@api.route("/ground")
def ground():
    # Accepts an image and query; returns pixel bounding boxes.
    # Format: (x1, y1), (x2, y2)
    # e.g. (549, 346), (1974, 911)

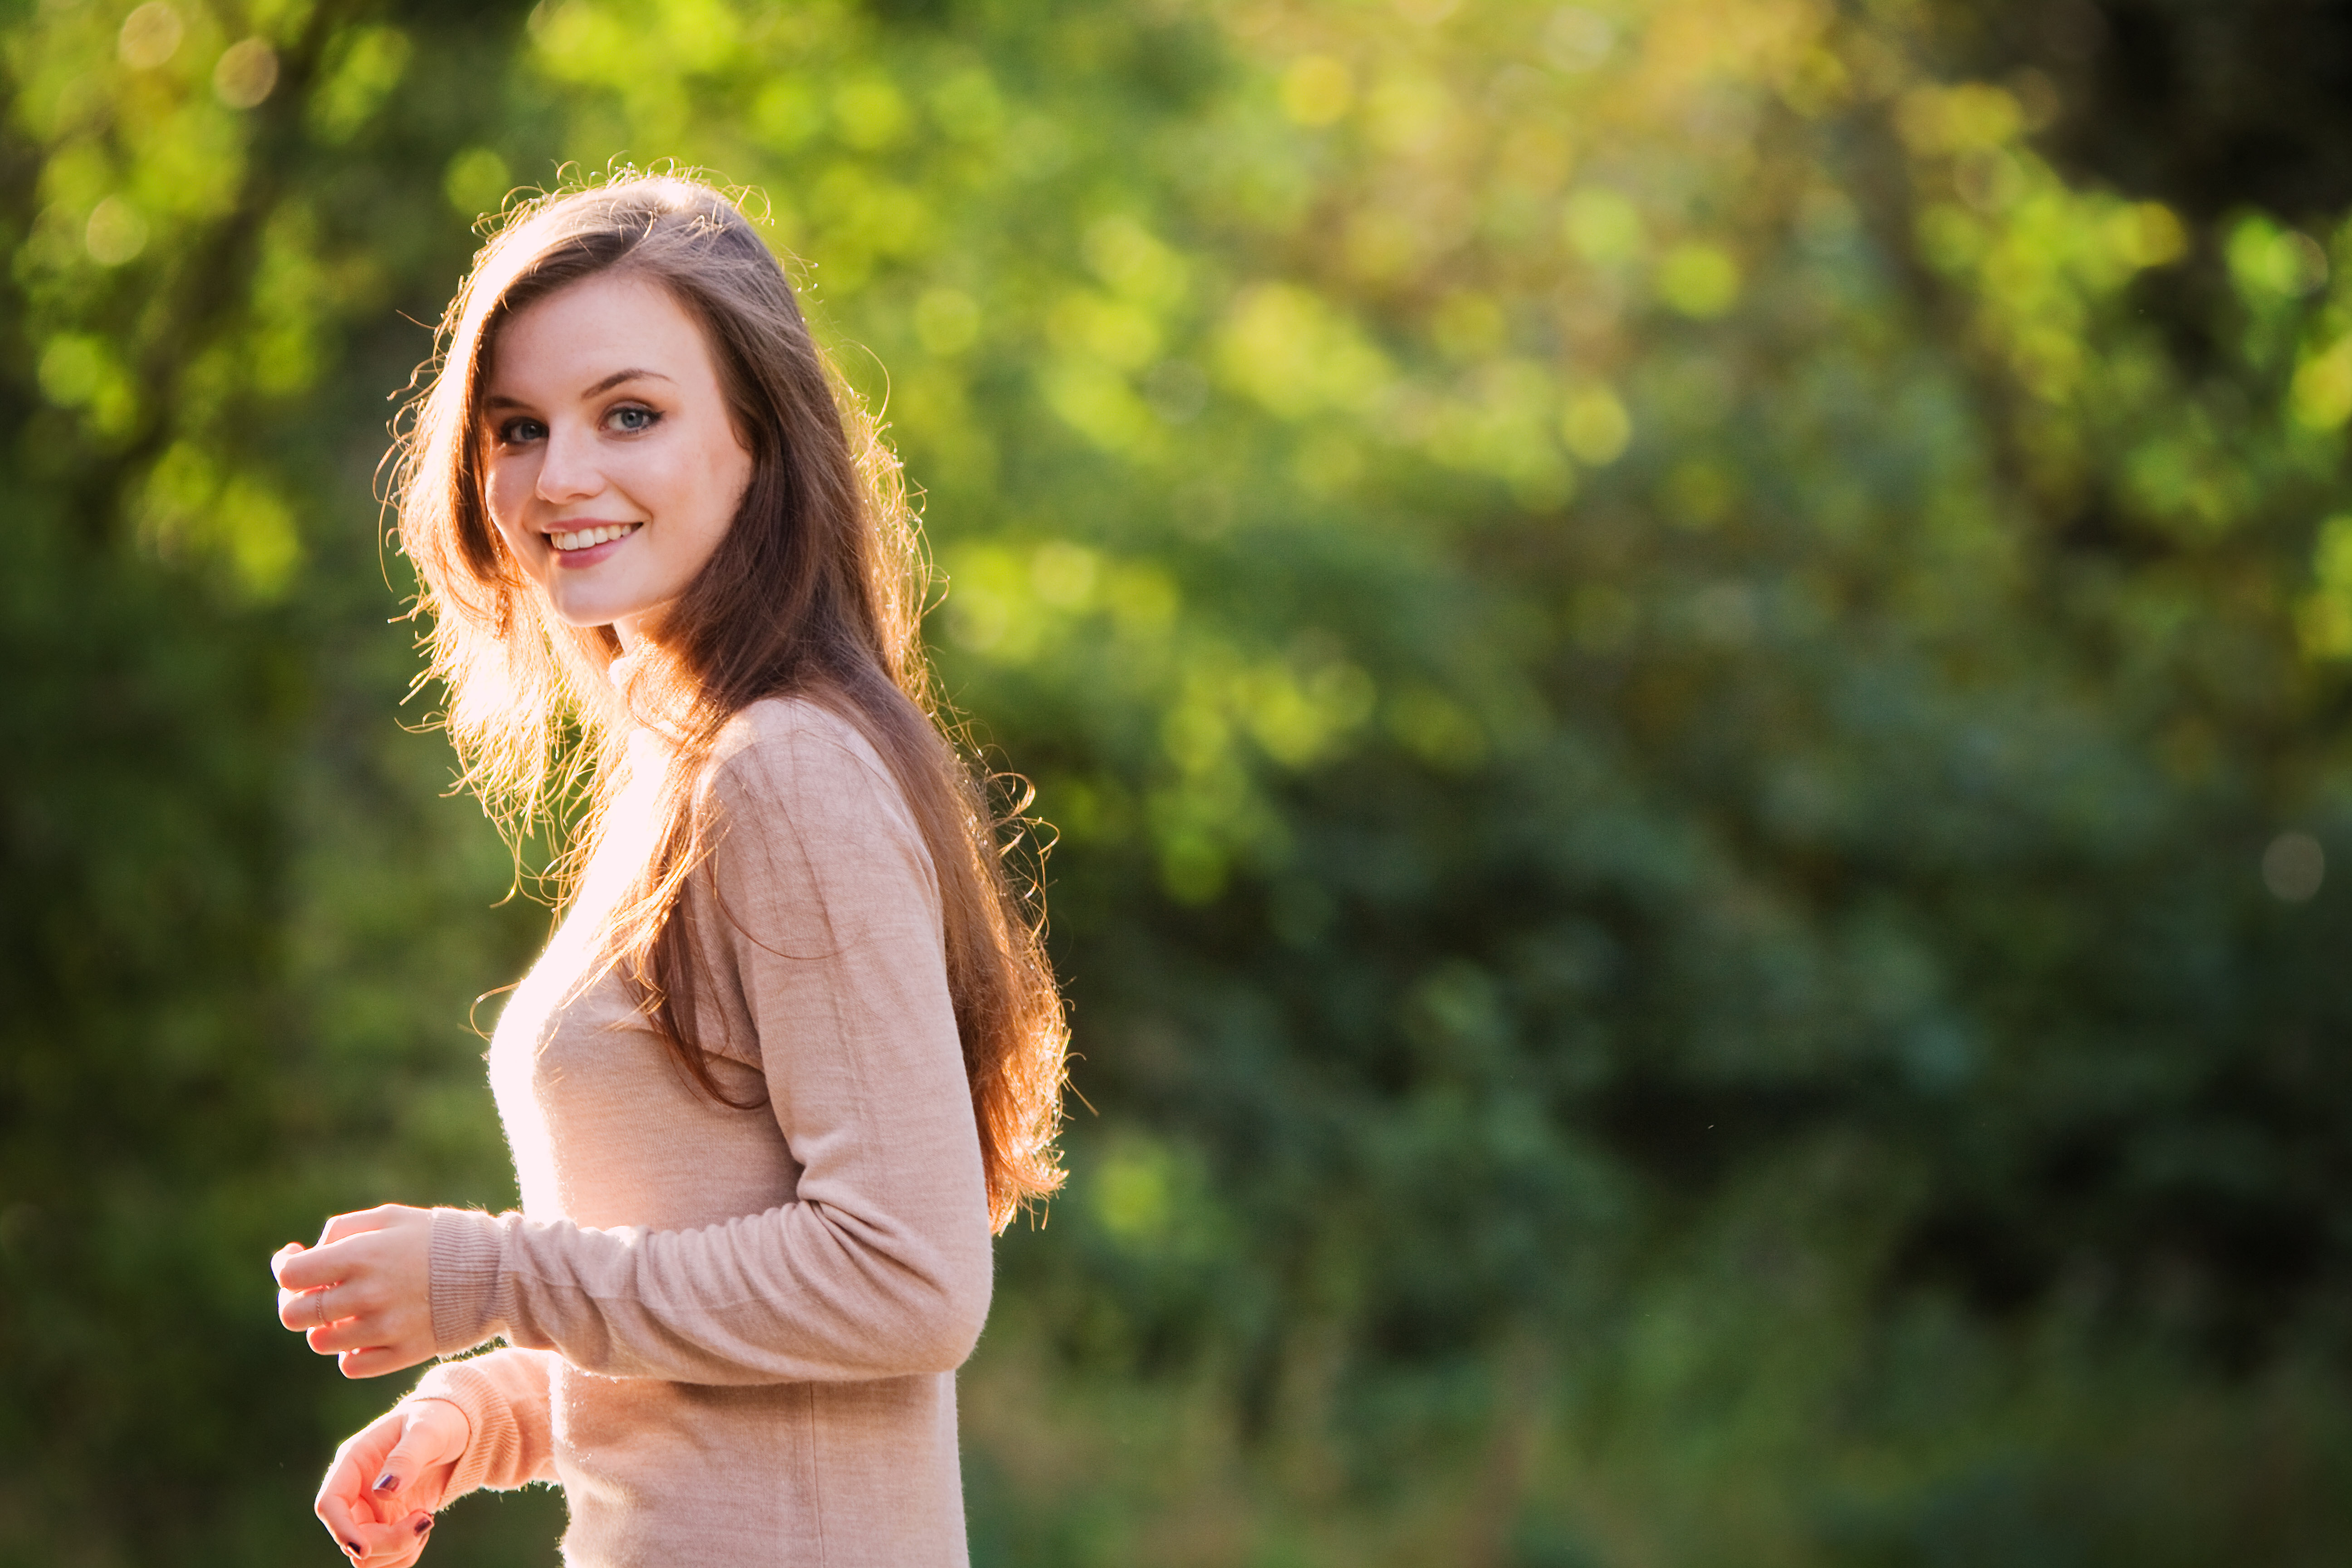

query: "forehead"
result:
(484, 271), (715, 392)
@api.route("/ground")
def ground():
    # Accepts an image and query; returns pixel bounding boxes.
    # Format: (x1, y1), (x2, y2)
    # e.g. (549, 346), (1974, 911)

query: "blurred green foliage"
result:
(8, 0), (2352, 1564)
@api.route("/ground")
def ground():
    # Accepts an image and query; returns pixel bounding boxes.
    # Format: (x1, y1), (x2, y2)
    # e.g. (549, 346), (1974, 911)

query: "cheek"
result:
(699, 459), (752, 547)
(648, 446), (747, 560)
(697, 446), (754, 548)
(482, 465), (539, 553)
(482, 462), (524, 530)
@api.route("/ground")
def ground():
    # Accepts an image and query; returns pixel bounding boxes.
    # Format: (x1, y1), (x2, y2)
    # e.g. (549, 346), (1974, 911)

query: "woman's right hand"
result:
(315, 1399), (467, 1565)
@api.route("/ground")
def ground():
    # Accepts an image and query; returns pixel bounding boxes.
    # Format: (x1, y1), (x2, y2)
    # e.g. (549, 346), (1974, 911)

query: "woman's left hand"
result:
(273, 1205), (438, 1378)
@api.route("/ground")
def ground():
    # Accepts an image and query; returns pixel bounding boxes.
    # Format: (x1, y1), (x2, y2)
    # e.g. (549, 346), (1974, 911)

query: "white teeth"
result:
(549, 524), (639, 552)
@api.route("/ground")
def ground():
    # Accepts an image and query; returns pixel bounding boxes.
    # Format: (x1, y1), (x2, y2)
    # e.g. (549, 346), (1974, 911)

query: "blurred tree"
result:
(1934, 0), (2352, 222)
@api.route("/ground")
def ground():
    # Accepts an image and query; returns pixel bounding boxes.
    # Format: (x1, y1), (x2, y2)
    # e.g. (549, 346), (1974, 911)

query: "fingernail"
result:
(373, 1471), (398, 1492)
(414, 1517), (433, 1535)
(343, 1542), (362, 1558)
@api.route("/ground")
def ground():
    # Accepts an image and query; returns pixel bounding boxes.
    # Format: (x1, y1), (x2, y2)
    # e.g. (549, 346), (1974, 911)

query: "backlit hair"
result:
(392, 173), (1065, 1229)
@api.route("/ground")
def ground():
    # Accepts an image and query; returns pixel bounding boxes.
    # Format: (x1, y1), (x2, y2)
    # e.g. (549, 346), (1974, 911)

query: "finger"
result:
(343, 1527), (401, 1566)
(308, 1313), (382, 1355)
(281, 1280), (356, 1333)
(282, 1227), (403, 1294)
(319, 1411), (402, 1505)
(279, 1285), (321, 1333)
(319, 1205), (402, 1247)
(273, 1242), (348, 1293)
(372, 1407), (465, 1501)
(347, 1510), (430, 1565)
(389, 1509), (433, 1558)
(319, 1480), (372, 1544)
(355, 1512), (432, 1568)
(319, 1416), (405, 1548)
(338, 1343), (432, 1380)
(280, 1229), (393, 1293)
(318, 1480), (369, 1548)
(348, 1514), (426, 1566)
(278, 1284), (318, 1332)
(270, 1240), (306, 1285)
(320, 1514), (371, 1563)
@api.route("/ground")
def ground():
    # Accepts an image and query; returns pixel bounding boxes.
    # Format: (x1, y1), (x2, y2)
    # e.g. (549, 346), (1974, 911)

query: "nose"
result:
(534, 423), (604, 506)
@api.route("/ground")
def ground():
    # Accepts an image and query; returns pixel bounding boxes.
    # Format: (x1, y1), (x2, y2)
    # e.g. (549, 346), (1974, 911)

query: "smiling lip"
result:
(546, 521), (640, 570)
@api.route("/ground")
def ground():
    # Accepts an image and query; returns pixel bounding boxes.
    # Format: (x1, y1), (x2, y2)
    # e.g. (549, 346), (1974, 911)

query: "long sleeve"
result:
(401, 1347), (558, 1501)
(425, 706), (995, 1386)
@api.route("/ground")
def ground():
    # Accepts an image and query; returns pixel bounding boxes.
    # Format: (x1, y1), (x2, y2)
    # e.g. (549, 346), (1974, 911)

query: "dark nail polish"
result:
(373, 1471), (397, 1492)
(415, 1517), (433, 1535)
(344, 1542), (362, 1557)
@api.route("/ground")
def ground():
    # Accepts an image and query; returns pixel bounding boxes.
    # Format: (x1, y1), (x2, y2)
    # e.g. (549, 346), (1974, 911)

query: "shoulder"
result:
(703, 696), (921, 847)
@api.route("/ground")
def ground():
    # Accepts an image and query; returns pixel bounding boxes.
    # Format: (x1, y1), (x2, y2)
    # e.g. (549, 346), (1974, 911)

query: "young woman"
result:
(268, 174), (1067, 1567)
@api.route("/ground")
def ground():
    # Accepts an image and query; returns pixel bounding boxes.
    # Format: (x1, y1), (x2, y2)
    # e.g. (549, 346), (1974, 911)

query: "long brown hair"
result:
(393, 173), (1065, 1230)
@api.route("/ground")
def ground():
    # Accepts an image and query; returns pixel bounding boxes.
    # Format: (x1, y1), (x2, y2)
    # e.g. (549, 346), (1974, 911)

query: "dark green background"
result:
(8, 0), (2352, 1562)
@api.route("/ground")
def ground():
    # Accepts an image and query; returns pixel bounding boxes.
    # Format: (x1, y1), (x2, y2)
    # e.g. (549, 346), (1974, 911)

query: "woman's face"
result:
(480, 271), (755, 649)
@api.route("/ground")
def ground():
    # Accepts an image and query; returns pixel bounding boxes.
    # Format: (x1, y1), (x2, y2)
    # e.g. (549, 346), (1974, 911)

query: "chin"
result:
(545, 593), (650, 632)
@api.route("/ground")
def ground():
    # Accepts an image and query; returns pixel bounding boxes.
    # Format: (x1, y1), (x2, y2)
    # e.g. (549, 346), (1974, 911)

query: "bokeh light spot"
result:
(1563, 186), (1643, 264)
(2230, 219), (2330, 299)
(213, 39), (279, 108)
(914, 287), (980, 356)
(443, 148), (512, 218)
(117, 2), (182, 69)
(1544, 8), (1616, 72)
(1280, 56), (1353, 126)
(1561, 385), (1632, 464)
(84, 198), (149, 266)
(2293, 338), (2352, 430)
(1658, 244), (1741, 318)
(2264, 833), (2326, 903)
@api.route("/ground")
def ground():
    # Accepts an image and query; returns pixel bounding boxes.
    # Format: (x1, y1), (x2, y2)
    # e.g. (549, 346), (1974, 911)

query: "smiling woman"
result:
(479, 274), (753, 634)
(267, 175), (1068, 1568)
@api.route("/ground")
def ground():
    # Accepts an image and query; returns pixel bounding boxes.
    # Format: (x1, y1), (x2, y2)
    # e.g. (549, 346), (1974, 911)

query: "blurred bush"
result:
(7, 1), (2352, 1564)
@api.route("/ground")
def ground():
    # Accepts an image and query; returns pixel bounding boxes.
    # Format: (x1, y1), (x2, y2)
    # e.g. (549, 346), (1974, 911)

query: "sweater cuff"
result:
(403, 1363), (517, 1504)
(427, 1207), (510, 1356)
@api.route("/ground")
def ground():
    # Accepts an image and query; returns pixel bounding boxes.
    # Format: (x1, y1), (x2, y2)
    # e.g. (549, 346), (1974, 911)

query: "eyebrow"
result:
(482, 368), (676, 409)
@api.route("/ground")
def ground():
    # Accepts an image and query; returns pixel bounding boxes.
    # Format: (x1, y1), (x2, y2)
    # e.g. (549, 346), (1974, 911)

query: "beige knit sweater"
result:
(403, 698), (993, 1567)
